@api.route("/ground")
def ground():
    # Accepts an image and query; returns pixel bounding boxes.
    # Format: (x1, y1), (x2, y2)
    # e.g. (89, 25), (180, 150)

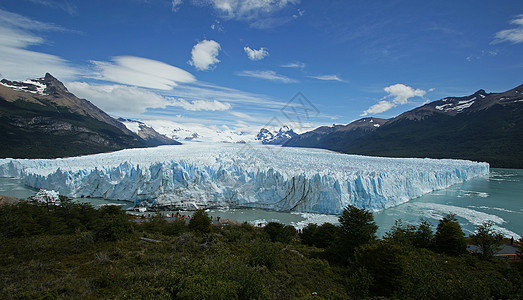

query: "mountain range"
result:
(255, 125), (298, 145)
(284, 84), (523, 168)
(0, 73), (178, 159)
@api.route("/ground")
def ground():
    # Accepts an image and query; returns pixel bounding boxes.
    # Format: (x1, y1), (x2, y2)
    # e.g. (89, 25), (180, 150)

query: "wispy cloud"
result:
(493, 14), (523, 44)
(198, 0), (300, 28)
(166, 81), (293, 111)
(244, 46), (269, 60)
(25, 0), (77, 15)
(280, 62), (306, 69)
(0, 9), (77, 80)
(229, 111), (256, 121)
(188, 40), (221, 71)
(167, 98), (231, 111)
(90, 56), (196, 90)
(171, 0), (183, 12)
(309, 74), (344, 82)
(66, 82), (170, 115)
(361, 84), (427, 116)
(204, 0), (299, 20)
(236, 70), (297, 83)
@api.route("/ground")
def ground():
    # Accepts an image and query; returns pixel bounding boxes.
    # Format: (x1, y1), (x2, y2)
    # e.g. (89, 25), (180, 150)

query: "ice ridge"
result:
(0, 144), (489, 214)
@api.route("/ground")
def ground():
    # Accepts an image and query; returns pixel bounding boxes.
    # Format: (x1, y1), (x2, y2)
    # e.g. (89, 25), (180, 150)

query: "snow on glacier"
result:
(0, 143), (489, 214)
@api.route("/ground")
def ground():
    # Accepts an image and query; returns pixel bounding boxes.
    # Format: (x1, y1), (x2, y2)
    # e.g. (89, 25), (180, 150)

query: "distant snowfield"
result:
(0, 144), (489, 214)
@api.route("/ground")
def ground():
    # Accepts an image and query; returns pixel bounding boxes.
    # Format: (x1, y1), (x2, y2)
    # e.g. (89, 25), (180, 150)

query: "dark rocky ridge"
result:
(0, 73), (179, 159)
(284, 84), (523, 168)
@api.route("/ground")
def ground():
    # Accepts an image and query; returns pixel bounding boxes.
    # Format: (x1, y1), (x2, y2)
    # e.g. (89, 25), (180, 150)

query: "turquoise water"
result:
(1, 168), (521, 238)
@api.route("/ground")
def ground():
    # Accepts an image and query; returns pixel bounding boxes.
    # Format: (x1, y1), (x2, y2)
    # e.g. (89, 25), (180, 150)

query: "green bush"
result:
(94, 206), (132, 241)
(433, 214), (466, 256)
(188, 209), (212, 234)
(263, 222), (296, 243)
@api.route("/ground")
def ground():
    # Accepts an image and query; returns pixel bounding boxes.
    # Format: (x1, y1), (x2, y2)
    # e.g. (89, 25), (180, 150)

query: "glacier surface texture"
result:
(0, 144), (489, 214)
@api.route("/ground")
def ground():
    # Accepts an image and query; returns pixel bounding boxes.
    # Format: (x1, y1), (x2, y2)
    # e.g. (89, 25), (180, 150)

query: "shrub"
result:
(329, 205), (377, 264)
(470, 221), (504, 259)
(263, 222), (296, 244)
(94, 206), (132, 241)
(188, 209), (212, 233)
(433, 214), (466, 256)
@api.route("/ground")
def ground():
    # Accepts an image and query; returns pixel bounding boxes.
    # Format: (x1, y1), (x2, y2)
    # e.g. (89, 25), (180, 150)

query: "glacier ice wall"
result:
(0, 144), (489, 214)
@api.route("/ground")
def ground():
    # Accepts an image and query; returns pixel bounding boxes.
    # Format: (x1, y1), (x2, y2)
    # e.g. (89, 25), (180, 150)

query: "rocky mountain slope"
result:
(118, 119), (181, 147)
(284, 84), (523, 168)
(283, 118), (387, 149)
(0, 73), (178, 159)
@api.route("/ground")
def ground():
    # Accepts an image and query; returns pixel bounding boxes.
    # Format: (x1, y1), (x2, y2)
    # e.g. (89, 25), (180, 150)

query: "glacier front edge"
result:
(0, 143), (489, 214)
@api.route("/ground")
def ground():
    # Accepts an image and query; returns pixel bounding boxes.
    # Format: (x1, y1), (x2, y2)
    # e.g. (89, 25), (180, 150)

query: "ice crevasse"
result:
(0, 143), (489, 214)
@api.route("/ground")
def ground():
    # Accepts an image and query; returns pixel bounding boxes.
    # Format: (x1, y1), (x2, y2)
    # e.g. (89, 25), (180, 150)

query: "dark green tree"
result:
(354, 241), (406, 297)
(188, 209), (212, 233)
(300, 223), (318, 246)
(385, 219), (433, 249)
(432, 213), (466, 256)
(330, 205), (377, 264)
(314, 222), (339, 249)
(263, 222), (296, 243)
(471, 221), (504, 259)
(94, 205), (132, 241)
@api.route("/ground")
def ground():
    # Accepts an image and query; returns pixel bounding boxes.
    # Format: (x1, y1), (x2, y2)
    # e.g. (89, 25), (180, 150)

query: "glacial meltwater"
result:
(1, 168), (521, 239)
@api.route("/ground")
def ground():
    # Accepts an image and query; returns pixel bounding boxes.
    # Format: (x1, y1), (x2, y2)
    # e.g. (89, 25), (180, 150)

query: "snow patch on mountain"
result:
(0, 143), (489, 214)
(0, 78), (48, 95)
(256, 125), (298, 145)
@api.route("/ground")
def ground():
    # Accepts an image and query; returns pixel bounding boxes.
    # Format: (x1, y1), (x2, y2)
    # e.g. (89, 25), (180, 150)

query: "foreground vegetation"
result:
(1, 198), (522, 299)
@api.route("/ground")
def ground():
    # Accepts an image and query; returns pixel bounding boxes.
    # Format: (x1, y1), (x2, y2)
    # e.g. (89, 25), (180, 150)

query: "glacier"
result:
(0, 143), (489, 214)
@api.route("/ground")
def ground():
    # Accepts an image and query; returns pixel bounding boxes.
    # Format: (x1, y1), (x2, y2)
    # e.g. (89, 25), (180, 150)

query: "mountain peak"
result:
(474, 89), (487, 96)
(42, 73), (69, 95)
(256, 126), (297, 145)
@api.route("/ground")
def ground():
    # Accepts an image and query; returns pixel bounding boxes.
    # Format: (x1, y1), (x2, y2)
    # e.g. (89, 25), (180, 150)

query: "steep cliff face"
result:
(0, 143), (489, 213)
(0, 73), (178, 159)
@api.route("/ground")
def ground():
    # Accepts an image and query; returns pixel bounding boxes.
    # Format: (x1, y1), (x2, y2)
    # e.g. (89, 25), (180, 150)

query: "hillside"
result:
(284, 117), (387, 150)
(284, 85), (523, 168)
(0, 73), (178, 159)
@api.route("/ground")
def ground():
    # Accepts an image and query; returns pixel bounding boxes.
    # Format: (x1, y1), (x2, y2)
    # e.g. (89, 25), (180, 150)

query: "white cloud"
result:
(493, 14), (523, 44)
(0, 9), (65, 32)
(280, 62), (305, 69)
(188, 40), (221, 71)
(166, 81), (292, 110)
(90, 56), (196, 90)
(244, 46), (269, 60)
(0, 9), (77, 80)
(384, 83), (426, 105)
(171, 0), (183, 12)
(167, 98), (231, 111)
(361, 100), (396, 116)
(229, 111), (255, 121)
(26, 0), (77, 15)
(236, 70), (297, 83)
(205, 0), (299, 20)
(361, 84), (427, 116)
(66, 82), (170, 115)
(309, 75), (344, 82)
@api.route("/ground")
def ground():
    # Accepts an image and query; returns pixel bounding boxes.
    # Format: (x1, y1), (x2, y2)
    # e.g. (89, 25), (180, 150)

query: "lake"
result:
(1, 168), (521, 239)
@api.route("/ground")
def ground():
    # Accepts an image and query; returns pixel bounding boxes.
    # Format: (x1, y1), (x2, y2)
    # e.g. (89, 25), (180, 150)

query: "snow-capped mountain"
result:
(139, 119), (255, 143)
(0, 143), (489, 213)
(0, 73), (181, 159)
(256, 125), (298, 145)
(285, 84), (523, 168)
(119, 119), (180, 147)
(284, 118), (387, 149)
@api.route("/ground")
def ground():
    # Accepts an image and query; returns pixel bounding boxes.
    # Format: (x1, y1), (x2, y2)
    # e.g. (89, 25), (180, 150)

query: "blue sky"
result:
(1, 0), (522, 134)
